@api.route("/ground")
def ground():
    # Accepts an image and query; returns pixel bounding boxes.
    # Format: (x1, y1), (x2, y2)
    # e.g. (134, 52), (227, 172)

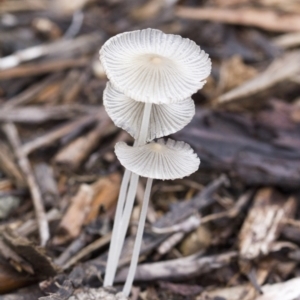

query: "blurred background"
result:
(0, 0), (300, 299)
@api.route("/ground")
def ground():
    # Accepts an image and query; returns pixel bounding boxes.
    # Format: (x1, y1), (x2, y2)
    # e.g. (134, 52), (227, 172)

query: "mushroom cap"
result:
(115, 139), (200, 180)
(100, 28), (211, 104)
(103, 82), (195, 142)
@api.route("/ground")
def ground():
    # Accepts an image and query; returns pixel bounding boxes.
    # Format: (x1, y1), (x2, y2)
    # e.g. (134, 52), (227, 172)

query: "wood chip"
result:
(53, 172), (120, 245)
(239, 188), (297, 260)
(54, 118), (114, 171)
(217, 51), (300, 103)
(85, 173), (121, 224)
(218, 55), (257, 93)
(53, 184), (94, 245)
(255, 277), (300, 300)
(0, 257), (36, 294)
(1, 229), (57, 278)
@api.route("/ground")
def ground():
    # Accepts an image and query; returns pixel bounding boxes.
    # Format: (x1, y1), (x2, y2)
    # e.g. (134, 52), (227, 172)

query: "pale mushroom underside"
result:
(103, 82), (195, 142)
(100, 28), (211, 104)
(115, 139), (200, 180)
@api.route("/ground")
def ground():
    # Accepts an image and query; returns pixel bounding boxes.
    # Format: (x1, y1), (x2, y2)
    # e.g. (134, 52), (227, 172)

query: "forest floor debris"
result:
(0, 0), (300, 299)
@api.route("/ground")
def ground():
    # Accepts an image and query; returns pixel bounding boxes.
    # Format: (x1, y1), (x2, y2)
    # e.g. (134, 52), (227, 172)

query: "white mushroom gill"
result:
(103, 82), (195, 142)
(99, 28), (211, 297)
(115, 139), (200, 180)
(100, 28), (211, 104)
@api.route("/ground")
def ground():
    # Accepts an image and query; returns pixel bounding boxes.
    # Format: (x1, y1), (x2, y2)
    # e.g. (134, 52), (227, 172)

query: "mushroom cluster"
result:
(99, 28), (211, 297)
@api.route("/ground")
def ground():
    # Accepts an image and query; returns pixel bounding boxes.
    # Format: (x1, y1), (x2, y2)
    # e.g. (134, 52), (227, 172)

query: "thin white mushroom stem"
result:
(109, 103), (152, 280)
(137, 102), (152, 145)
(123, 177), (153, 296)
(104, 103), (152, 286)
(109, 172), (140, 284)
(104, 140), (140, 286)
(104, 168), (131, 286)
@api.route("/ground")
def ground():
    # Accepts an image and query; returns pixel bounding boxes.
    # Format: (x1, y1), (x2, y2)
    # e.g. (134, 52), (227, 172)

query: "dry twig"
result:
(0, 33), (102, 70)
(21, 110), (104, 155)
(0, 105), (88, 123)
(61, 233), (112, 270)
(273, 32), (300, 49)
(2, 74), (62, 109)
(0, 58), (89, 80)
(2, 123), (50, 246)
(116, 251), (238, 282)
(176, 7), (300, 32)
(0, 0), (48, 13)
(0, 141), (26, 188)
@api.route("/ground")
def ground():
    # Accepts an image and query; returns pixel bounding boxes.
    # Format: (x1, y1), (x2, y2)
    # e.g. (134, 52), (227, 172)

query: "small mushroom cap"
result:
(115, 139), (200, 180)
(103, 82), (195, 142)
(100, 28), (211, 104)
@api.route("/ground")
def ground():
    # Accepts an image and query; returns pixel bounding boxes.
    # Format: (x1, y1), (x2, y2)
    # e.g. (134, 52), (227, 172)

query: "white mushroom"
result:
(100, 28), (211, 295)
(103, 82), (195, 142)
(100, 28), (211, 104)
(115, 138), (200, 180)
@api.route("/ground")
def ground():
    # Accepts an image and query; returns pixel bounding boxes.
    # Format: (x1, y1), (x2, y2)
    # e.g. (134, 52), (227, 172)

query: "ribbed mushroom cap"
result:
(100, 28), (211, 104)
(115, 139), (200, 180)
(103, 82), (195, 142)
